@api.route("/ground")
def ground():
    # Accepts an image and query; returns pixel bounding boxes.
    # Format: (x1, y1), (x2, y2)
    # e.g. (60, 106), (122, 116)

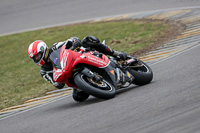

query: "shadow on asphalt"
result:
(47, 81), (155, 113)
(116, 81), (155, 95)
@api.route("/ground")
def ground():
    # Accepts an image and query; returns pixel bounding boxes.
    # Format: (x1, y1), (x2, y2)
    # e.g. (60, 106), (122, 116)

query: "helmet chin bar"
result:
(37, 59), (45, 66)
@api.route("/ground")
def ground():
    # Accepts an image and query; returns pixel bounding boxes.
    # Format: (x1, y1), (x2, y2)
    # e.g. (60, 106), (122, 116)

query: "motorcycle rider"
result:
(28, 36), (127, 101)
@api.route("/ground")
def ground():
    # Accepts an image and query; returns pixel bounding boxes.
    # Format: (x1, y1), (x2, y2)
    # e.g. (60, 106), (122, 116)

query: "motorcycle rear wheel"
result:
(128, 60), (153, 85)
(74, 73), (116, 99)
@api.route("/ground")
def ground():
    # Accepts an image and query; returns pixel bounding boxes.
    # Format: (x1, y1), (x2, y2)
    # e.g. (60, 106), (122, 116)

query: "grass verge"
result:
(0, 20), (175, 110)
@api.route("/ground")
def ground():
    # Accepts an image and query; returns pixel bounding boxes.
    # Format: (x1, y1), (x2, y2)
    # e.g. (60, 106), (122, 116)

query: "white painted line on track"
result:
(150, 43), (200, 66)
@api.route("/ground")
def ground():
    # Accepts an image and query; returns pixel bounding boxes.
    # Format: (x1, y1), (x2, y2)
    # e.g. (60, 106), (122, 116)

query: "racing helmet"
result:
(28, 40), (49, 66)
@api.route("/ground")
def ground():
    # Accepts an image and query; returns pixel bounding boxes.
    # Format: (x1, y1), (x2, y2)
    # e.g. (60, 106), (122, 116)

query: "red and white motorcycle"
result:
(50, 43), (153, 101)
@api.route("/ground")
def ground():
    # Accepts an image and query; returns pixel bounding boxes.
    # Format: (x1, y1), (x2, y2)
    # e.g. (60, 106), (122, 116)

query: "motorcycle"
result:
(49, 43), (153, 102)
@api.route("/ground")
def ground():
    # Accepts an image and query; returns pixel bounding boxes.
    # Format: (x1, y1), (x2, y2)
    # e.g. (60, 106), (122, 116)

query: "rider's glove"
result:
(40, 70), (65, 89)
(41, 71), (54, 84)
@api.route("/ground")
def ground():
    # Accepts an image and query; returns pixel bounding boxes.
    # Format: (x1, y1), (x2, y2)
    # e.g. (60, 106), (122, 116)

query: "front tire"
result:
(74, 73), (116, 99)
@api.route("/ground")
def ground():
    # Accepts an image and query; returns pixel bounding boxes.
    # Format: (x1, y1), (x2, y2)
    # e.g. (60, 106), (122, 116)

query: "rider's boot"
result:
(112, 50), (128, 60)
(72, 89), (90, 102)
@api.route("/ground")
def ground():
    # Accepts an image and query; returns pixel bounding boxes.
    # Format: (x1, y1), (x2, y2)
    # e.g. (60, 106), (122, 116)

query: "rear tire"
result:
(128, 60), (153, 85)
(74, 73), (116, 99)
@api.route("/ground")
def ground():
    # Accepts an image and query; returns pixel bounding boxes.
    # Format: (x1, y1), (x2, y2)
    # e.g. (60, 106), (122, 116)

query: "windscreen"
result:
(49, 48), (62, 69)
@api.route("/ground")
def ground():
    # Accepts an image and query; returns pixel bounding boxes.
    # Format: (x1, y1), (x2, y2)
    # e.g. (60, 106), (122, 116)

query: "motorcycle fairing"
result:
(50, 46), (119, 87)
(99, 61), (119, 87)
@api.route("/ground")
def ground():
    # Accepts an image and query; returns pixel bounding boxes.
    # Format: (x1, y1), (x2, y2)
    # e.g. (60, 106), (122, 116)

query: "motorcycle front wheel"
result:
(74, 73), (116, 99)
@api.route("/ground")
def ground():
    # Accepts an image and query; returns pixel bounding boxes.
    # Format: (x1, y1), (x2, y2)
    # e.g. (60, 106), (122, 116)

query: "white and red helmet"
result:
(28, 40), (49, 66)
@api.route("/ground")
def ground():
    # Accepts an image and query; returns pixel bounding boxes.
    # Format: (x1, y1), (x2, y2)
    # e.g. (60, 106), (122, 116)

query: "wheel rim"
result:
(132, 61), (150, 73)
(80, 74), (113, 92)
(89, 78), (105, 86)
(137, 65), (150, 73)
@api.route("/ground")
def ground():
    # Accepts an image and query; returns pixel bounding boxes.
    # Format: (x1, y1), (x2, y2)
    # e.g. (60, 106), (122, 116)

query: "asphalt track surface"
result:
(1, 1), (200, 133)
(1, 0), (200, 36)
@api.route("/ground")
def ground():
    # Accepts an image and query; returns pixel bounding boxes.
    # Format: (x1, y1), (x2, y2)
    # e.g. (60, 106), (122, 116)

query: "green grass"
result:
(0, 20), (171, 110)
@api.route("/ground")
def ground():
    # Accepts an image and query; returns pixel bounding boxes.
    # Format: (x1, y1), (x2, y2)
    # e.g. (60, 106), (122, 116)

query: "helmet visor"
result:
(32, 52), (43, 63)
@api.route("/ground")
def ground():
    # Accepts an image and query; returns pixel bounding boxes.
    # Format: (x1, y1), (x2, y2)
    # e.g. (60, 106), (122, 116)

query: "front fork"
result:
(81, 67), (102, 82)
